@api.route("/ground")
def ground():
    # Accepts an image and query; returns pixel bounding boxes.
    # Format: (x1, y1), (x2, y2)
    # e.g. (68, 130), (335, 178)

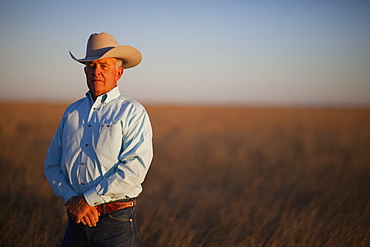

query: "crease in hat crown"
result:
(69, 32), (142, 69)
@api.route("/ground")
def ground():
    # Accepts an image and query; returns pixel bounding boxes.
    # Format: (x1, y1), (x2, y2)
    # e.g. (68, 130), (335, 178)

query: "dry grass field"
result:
(0, 103), (369, 246)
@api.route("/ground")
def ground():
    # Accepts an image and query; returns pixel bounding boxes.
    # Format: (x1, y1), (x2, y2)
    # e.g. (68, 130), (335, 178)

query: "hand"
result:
(65, 195), (100, 227)
(80, 207), (101, 227)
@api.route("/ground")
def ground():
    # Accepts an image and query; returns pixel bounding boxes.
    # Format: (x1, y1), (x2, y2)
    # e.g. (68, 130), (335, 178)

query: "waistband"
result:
(96, 198), (136, 214)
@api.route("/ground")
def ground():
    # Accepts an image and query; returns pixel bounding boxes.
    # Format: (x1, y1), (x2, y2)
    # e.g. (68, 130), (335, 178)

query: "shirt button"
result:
(88, 124), (91, 127)
(81, 163), (86, 166)
(81, 182), (85, 185)
(85, 144), (88, 147)
(93, 108), (96, 110)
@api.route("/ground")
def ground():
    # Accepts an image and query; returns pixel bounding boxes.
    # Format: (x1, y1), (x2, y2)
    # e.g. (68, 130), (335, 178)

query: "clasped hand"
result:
(65, 194), (101, 227)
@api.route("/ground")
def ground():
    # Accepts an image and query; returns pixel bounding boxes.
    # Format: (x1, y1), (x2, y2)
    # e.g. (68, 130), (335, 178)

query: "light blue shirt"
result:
(44, 87), (153, 206)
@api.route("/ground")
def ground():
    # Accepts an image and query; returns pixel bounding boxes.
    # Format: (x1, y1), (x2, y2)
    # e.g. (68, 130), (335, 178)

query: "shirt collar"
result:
(86, 86), (121, 105)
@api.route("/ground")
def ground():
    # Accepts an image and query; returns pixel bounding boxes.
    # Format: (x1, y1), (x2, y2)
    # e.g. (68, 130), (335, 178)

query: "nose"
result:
(92, 65), (102, 75)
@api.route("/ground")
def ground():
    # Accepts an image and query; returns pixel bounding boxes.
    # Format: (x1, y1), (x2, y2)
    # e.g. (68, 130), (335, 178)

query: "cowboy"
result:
(44, 32), (153, 246)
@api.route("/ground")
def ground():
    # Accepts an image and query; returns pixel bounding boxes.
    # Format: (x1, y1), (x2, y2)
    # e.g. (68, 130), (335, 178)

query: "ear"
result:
(116, 67), (124, 81)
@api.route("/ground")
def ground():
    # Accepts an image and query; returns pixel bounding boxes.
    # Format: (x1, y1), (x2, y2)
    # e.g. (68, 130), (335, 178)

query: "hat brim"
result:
(69, 45), (142, 69)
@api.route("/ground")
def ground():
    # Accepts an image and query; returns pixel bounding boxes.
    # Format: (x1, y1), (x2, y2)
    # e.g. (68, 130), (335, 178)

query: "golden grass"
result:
(0, 103), (369, 246)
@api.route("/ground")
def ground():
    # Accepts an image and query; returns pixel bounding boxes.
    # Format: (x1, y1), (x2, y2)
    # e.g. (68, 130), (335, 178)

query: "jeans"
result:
(62, 207), (139, 247)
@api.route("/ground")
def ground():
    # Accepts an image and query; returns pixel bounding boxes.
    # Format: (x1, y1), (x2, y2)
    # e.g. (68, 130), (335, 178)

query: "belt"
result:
(96, 199), (136, 214)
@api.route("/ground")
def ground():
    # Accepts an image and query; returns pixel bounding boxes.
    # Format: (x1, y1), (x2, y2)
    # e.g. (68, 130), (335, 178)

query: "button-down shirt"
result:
(44, 87), (153, 206)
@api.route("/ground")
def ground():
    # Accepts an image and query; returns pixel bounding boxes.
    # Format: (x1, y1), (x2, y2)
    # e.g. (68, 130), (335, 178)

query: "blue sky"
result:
(1, 0), (369, 106)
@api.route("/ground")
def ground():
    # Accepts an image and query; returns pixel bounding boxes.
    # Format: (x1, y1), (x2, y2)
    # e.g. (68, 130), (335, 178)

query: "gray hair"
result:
(116, 58), (124, 69)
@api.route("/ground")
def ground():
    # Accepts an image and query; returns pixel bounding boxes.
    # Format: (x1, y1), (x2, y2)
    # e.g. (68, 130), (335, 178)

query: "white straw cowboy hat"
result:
(69, 32), (142, 69)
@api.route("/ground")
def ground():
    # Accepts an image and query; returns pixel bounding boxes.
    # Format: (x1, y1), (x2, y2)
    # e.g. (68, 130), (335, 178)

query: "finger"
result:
(73, 212), (82, 224)
(83, 214), (94, 227)
(87, 211), (100, 227)
(91, 208), (100, 222)
(68, 207), (86, 223)
(76, 215), (82, 224)
(67, 208), (77, 221)
(81, 217), (87, 225)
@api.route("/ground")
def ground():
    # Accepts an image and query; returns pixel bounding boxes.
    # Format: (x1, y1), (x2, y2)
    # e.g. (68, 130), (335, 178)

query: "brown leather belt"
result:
(96, 199), (136, 214)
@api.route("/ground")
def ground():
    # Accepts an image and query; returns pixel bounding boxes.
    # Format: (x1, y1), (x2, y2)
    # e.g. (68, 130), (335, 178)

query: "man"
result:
(44, 32), (153, 246)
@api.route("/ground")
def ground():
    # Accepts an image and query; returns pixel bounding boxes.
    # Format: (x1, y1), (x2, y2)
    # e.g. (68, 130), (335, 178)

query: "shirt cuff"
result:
(63, 190), (79, 203)
(83, 187), (104, 207)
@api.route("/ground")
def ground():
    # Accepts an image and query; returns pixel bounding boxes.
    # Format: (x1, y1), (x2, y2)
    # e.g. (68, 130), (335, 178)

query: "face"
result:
(84, 58), (124, 99)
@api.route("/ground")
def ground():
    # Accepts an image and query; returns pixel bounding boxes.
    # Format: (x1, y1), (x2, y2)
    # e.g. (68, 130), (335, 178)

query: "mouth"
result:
(91, 78), (104, 83)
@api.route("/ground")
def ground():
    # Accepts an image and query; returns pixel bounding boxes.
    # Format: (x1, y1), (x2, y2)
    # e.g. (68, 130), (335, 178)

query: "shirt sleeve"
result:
(44, 116), (79, 202)
(83, 106), (153, 206)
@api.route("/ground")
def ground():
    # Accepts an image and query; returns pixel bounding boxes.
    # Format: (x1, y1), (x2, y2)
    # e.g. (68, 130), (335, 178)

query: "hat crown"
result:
(86, 32), (119, 57)
(70, 32), (142, 69)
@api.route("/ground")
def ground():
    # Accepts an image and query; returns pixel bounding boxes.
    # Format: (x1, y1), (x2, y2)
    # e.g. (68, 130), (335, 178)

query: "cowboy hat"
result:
(69, 32), (142, 69)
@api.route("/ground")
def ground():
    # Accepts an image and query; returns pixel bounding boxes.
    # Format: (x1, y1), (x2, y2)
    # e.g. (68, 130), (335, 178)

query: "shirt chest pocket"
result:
(95, 122), (123, 159)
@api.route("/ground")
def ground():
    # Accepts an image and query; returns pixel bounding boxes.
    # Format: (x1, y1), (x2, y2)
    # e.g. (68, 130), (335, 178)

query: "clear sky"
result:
(1, 0), (369, 106)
